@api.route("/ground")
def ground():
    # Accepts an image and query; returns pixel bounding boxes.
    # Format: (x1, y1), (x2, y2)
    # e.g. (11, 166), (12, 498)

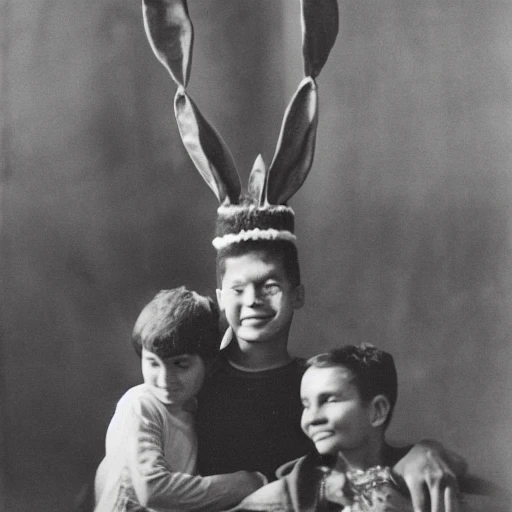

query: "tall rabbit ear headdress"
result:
(142, 0), (338, 250)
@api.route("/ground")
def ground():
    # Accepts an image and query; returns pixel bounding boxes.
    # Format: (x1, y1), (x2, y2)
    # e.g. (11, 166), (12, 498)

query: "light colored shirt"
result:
(94, 384), (261, 512)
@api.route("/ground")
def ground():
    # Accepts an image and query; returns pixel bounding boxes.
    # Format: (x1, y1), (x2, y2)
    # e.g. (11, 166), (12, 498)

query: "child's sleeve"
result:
(120, 394), (265, 511)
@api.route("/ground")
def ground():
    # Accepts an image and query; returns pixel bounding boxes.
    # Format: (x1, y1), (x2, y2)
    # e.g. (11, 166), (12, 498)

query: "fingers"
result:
(406, 477), (458, 512)
(428, 483), (460, 512)
(426, 474), (459, 512)
(429, 482), (442, 512)
(405, 477), (427, 512)
(394, 441), (463, 512)
(444, 486), (460, 512)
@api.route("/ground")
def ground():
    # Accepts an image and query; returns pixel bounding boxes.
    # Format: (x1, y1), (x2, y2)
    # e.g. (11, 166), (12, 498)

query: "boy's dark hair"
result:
(216, 240), (301, 287)
(132, 287), (220, 359)
(306, 344), (398, 428)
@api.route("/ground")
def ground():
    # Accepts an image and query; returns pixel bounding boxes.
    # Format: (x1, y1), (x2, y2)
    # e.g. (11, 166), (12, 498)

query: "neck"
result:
(334, 436), (389, 473)
(226, 337), (292, 371)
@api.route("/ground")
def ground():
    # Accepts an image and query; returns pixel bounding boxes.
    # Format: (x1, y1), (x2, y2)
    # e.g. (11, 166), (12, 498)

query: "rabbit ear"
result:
(248, 155), (268, 206)
(301, 0), (339, 79)
(143, 0), (193, 88)
(175, 88), (241, 205)
(266, 77), (318, 205)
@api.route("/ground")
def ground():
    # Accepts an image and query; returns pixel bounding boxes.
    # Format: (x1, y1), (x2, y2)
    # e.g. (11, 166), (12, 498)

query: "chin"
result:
(237, 328), (274, 343)
(313, 440), (341, 456)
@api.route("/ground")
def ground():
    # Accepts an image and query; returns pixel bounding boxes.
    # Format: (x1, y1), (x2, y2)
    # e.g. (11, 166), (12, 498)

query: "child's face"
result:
(216, 251), (304, 344)
(300, 366), (374, 456)
(141, 348), (206, 406)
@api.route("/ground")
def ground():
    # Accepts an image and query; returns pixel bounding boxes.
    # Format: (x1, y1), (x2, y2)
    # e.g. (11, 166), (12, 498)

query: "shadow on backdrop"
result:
(0, 1), (511, 510)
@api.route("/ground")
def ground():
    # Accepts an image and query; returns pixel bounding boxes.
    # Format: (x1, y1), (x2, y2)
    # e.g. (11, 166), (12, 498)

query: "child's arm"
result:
(119, 393), (265, 511)
(393, 439), (467, 512)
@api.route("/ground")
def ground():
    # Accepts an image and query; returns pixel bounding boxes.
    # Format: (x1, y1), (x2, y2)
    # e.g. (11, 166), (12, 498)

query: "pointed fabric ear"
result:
(301, 0), (339, 79)
(143, 0), (194, 88)
(266, 77), (318, 205)
(175, 89), (241, 204)
(219, 326), (234, 350)
(248, 155), (268, 206)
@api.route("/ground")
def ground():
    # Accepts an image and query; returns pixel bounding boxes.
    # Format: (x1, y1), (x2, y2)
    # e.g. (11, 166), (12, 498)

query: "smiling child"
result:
(229, 344), (509, 512)
(93, 287), (265, 512)
(228, 344), (411, 511)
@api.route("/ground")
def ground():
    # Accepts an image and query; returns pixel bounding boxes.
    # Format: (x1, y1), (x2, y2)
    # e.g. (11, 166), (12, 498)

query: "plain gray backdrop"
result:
(1, 1), (511, 510)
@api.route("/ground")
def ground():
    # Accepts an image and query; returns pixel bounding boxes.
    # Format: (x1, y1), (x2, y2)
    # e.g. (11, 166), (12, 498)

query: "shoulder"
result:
(236, 454), (320, 511)
(275, 456), (305, 479)
(276, 452), (329, 478)
(117, 384), (152, 405)
(115, 384), (163, 419)
(290, 357), (307, 375)
(232, 479), (290, 511)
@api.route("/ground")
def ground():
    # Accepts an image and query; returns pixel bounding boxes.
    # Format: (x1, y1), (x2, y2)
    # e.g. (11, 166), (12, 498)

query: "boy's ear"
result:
(216, 288), (224, 311)
(369, 394), (391, 428)
(292, 284), (305, 310)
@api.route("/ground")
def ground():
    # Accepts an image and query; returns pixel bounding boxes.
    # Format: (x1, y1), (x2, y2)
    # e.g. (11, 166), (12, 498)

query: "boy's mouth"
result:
(310, 430), (335, 443)
(148, 384), (184, 404)
(162, 386), (183, 393)
(156, 386), (183, 395)
(240, 315), (273, 326)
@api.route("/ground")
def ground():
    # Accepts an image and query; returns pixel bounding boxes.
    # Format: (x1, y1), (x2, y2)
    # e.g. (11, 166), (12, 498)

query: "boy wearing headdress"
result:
(142, 1), (467, 509)
(196, 235), (463, 511)
(197, 238), (310, 480)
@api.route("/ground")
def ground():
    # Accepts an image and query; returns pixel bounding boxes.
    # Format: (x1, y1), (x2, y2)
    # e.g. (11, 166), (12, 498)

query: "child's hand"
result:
(393, 440), (466, 512)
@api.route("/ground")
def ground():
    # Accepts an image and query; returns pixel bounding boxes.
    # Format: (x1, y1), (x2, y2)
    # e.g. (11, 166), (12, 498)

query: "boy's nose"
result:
(242, 285), (262, 306)
(157, 368), (178, 388)
(304, 406), (328, 427)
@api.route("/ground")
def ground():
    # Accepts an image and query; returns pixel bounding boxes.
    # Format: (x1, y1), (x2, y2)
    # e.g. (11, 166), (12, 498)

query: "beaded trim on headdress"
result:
(142, 0), (339, 249)
(212, 204), (296, 249)
(212, 230), (297, 251)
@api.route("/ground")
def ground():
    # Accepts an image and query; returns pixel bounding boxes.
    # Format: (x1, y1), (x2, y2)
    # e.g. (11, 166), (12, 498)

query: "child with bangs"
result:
(93, 287), (265, 512)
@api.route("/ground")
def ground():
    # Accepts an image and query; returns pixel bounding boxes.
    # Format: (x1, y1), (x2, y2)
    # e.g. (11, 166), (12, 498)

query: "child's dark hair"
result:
(307, 344), (398, 428)
(216, 240), (301, 287)
(132, 287), (220, 359)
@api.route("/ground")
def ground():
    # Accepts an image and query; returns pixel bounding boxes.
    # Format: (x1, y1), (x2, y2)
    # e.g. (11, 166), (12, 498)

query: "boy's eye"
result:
(174, 358), (191, 369)
(326, 396), (339, 403)
(230, 287), (243, 295)
(262, 283), (281, 295)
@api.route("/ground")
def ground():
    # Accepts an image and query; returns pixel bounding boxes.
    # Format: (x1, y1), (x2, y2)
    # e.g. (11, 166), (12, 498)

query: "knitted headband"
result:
(143, 0), (339, 249)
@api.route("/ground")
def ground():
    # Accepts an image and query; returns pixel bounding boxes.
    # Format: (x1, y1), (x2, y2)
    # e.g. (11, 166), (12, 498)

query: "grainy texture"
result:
(0, 1), (511, 510)
(282, 0), (512, 493)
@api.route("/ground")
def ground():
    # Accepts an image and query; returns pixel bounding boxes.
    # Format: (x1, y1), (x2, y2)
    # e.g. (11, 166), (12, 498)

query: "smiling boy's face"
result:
(300, 366), (374, 456)
(216, 251), (304, 345)
(141, 349), (205, 406)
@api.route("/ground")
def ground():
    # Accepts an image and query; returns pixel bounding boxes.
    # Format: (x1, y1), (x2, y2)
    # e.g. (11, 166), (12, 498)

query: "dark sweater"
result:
(196, 357), (313, 481)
